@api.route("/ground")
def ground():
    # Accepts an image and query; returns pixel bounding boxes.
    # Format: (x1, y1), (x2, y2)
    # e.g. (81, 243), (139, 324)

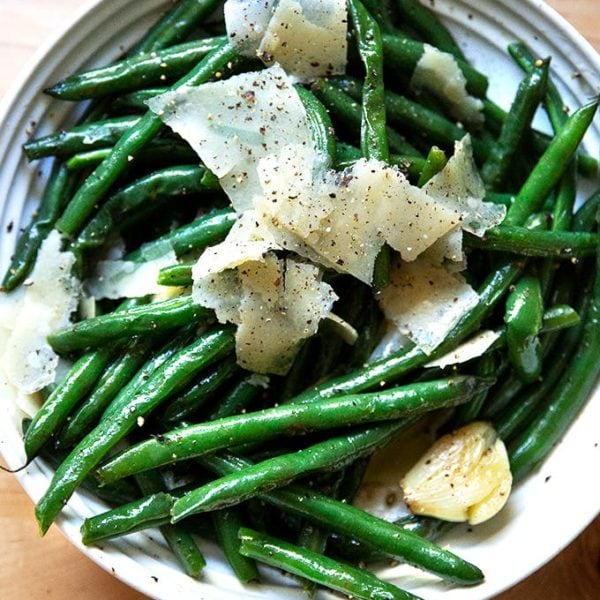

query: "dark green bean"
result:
(392, 0), (466, 60)
(540, 304), (580, 333)
(157, 262), (194, 287)
(417, 145), (447, 186)
(23, 116), (141, 160)
(465, 226), (598, 258)
(164, 356), (239, 423)
(2, 164), (75, 291)
(47, 37), (225, 101)
(48, 295), (213, 353)
(213, 509), (260, 584)
(294, 86), (337, 163)
(55, 41), (239, 237)
(112, 88), (168, 112)
(481, 60), (549, 189)
(97, 376), (490, 483)
(127, 207), (237, 261)
(238, 528), (420, 600)
(207, 375), (265, 421)
(348, 0), (389, 162)
(135, 470), (205, 578)
(504, 101), (598, 226)
(74, 165), (220, 254)
(35, 326), (235, 534)
(132, 0), (222, 54)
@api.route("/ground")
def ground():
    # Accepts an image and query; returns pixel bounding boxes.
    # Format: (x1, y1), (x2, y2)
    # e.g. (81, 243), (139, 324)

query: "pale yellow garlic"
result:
(400, 421), (512, 525)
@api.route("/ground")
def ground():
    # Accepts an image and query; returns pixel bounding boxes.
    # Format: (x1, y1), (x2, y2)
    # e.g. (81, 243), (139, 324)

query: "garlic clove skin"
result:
(400, 421), (512, 525)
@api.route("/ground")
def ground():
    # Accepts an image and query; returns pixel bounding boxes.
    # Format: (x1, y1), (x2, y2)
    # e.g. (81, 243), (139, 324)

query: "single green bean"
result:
(207, 375), (265, 421)
(213, 509), (260, 584)
(295, 86), (337, 164)
(47, 37), (225, 101)
(418, 145), (447, 186)
(23, 116), (141, 160)
(392, 0), (466, 60)
(465, 226), (598, 258)
(348, 0), (389, 162)
(481, 59), (549, 189)
(157, 262), (195, 287)
(35, 326), (235, 534)
(238, 528), (420, 600)
(48, 295), (213, 353)
(132, 0), (222, 54)
(2, 164), (75, 291)
(112, 88), (168, 112)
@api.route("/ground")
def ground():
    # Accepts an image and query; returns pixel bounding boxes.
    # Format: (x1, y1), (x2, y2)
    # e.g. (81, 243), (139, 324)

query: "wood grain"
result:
(0, 1), (599, 598)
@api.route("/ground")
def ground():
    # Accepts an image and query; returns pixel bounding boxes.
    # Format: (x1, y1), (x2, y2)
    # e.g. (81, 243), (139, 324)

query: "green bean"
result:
(74, 165), (220, 254)
(164, 356), (239, 423)
(311, 80), (422, 157)
(55, 41), (239, 237)
(130, 0), (222, 54)
(505, 276), (544, 383)
(157, 262), (194, 287)
(417, 145), (447, 186)
(372, 245), (392, 291)
(97, 376), (490, 483)
(392, 0), (466, 60)
(295, 86), (337, 164)
(507, 42), (568, 133)
(361, 0), (398, 34)
(48, 295), (213, 354)
(510, 254), (600, 481)
(66, 139), (198, 171)
(81, 492), (175, 544)
(135, 470), (205, 578)
(207, 375), (265, 421)
(112, 88), (168, 112)
(465, 226), (598, 258)
(35, 326), (235, 534)
(540, 304), (580, 333)
(47, 37), (226, 101)
(2, 164), (75, 291)
(481, 60), (549, 189)
(348, 0), (389, 162)
(574, 188), (600, 232)
(127, 207), (237, 261)
(381, 34), (487, 97)
(504, 101), (599, 226)
(24, 349), (114, 461)
(213, 509), (260, 584)
(237, 528), (420, 600)
(23, 116), (141, 160)
(59, 336), (159, 447)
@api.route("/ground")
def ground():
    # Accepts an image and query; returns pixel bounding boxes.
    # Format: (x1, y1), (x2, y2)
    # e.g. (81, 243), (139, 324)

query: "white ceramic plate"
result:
(1, 1), (599, 599)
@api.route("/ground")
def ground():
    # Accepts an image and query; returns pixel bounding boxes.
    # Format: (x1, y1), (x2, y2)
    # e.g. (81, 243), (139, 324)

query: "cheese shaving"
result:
(85, 248), (177, 300)
(411, 44), (484, 124)
(378, 256), (479, 354)
(0, 231), (79, 394)
(225, 0), (348, 81)
(147, 66), (315, 211)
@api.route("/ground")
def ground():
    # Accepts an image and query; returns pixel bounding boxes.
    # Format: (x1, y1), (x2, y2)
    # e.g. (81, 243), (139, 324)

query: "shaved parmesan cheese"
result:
(256, 154), (461, 283)
(225, 0), (276, 56)
(194, 249), (336, 374)
(0, 231), (79, 394)
(85, 248), (176, 300)
(369, 321), (413, 362)
(426, 136), (505, 237)
(147, 66), (315, 211)
(411, 44), (484, 124)
(258, 0), (348, 82)
(379, 256), (479, 354)
(425, 330), (502, 369)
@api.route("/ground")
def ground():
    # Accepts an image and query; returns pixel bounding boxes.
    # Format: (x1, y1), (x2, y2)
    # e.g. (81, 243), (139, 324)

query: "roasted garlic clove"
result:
(400, 421), (512, 525)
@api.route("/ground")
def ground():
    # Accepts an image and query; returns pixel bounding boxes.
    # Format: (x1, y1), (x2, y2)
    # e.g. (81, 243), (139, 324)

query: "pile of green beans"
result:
(3, 1), (599, 598)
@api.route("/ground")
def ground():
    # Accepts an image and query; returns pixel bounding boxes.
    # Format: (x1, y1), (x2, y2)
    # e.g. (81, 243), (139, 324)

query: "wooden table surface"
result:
(1, 1), (599, 598)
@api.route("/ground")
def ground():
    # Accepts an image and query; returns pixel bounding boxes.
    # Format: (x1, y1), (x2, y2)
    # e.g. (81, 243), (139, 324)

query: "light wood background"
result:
(1, 1), (599, 598)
